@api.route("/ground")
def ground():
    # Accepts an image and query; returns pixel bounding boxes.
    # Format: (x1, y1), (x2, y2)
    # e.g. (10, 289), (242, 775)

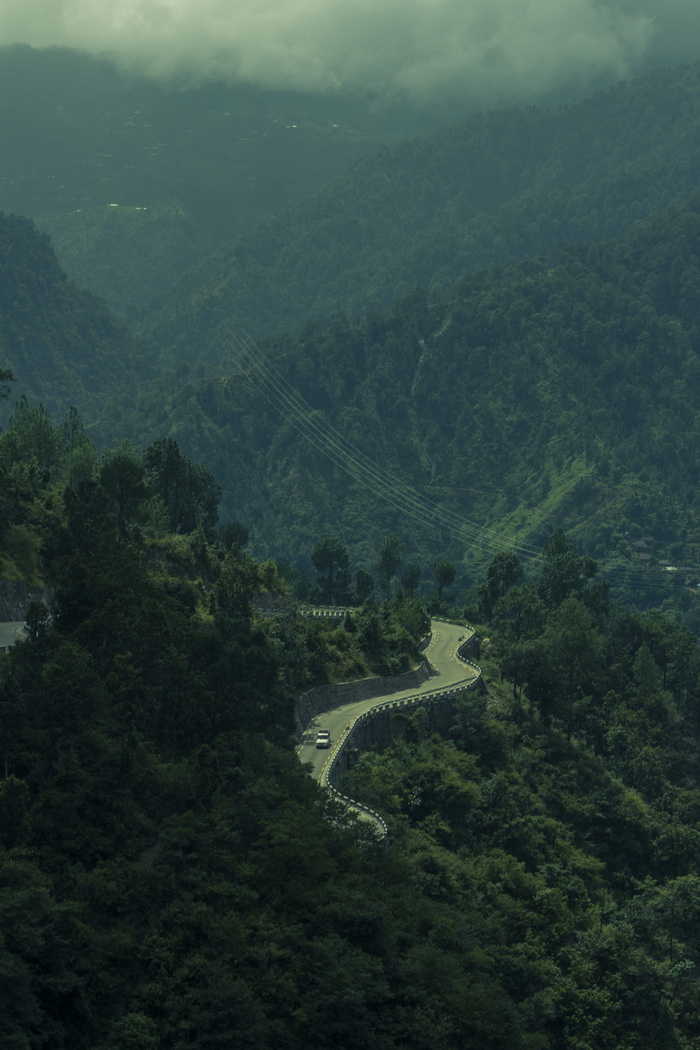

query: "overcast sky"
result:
(0, 0), (698, 105)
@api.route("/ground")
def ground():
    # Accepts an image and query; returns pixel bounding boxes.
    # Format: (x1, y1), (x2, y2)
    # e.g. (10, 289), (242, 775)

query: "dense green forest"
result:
(0, 212), (135, 420)
(4, 395), (700, 1047)
(117, 195), (700, 627)
(5, 171), (700, 621)
(340, 537), (700, 1050)
(37, 202), (214, 323)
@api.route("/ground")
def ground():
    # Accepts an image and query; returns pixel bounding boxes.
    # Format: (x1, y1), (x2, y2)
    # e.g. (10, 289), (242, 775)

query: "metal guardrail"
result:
(319, 624), (481, 839)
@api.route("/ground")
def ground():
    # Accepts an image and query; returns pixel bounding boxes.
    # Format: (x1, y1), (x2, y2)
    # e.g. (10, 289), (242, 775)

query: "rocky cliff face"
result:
(0, 580), (52, 621)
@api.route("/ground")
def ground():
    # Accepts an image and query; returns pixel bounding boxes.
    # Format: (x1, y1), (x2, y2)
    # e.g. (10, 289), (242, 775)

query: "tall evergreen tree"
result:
(311, 536), (351, 605)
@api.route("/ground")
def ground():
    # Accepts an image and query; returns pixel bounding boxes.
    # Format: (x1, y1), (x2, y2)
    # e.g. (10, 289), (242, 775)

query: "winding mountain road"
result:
(0, 611), (479, 834)
(296, 620), (480, 819)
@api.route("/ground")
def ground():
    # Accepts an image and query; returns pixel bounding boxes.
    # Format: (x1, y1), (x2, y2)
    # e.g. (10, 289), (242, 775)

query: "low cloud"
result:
(0, 0), (696, 104)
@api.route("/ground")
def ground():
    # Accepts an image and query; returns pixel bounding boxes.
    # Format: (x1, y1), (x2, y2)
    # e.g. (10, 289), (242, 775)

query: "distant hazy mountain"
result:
(137, 62), (700, 370)
(0, 44), (445, 317)
(37, 201), (213, 322)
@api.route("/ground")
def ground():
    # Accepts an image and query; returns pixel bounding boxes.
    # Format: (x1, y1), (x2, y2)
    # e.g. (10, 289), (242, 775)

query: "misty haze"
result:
(1, 0), (699, 105)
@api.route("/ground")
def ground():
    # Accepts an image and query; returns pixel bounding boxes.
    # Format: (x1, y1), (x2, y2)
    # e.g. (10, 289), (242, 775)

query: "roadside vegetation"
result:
(2, 397), (700, 1047)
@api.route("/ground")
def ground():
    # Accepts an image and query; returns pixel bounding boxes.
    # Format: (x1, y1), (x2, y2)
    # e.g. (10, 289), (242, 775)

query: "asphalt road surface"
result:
(0, 621), (26, 649)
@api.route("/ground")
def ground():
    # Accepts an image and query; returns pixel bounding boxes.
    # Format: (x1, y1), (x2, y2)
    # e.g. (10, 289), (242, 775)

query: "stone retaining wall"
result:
(295, 658), (434, 737)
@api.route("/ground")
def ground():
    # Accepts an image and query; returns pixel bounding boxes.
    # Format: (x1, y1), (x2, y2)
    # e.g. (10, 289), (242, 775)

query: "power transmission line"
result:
(222, 330), (675, 594)
(227, 329), (543, 559)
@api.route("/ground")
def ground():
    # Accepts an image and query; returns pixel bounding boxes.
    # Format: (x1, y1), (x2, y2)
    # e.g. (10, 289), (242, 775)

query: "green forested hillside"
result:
(138, 62), (700, 369)
(3, 406), (700, 1047)
(37, 201), (214, 322)
(339, 540), (700, 1050)
(124, 195), (700, 624)
(4, 174), (700, 625)
(4, 60), (700, 613)
(0, 211), (135, 422)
